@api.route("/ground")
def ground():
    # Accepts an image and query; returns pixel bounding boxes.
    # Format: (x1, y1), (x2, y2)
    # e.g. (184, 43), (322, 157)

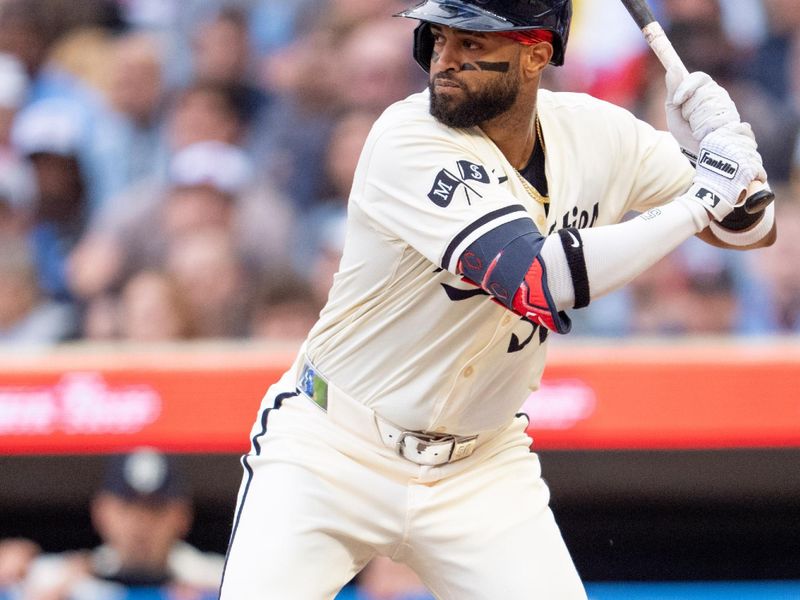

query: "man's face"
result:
(427, 25), (522, 128)
(92, 493), (191, 575)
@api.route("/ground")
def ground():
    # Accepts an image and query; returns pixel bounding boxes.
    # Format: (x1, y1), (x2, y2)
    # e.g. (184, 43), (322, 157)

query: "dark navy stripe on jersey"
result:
(219, 389), (299, 595)
(459, 219), (545, 308)
(441, 204), (528, 271)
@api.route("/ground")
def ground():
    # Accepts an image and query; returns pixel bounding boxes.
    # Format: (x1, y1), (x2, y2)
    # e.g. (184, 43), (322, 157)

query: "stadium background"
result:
(1, 0), (799, 598)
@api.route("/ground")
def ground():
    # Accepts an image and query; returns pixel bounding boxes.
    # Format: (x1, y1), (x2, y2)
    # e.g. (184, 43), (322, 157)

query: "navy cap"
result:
(101, 448), (188, 503)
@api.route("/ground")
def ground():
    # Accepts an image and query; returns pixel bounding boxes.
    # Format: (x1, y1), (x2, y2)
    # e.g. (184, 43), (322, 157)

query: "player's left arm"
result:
(665, 68), (777, 250)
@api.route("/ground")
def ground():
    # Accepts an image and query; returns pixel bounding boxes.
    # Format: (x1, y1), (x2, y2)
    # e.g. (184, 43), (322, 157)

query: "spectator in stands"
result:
(81, 293), (119, 341)
(249, 271), (321, 340)
(752, 187), (800, 331)
(248, 0), (318, 56)
(334, 17), (420, 115)
(0, 52), (36, 241)
(11, 97), (91, 302)
(0, 235), (77, 344)
(664, 0), (800, 182)
(319, 0), (411, 32)
(67, 140), (292, 308)
(309, 211), (348, 308)
(747, 0), (800, 105)
(0, 538), (40, 599)
(0, 152), (35, 239)
(88, 31), (170, 213)
(0, 53), (28, 146)
(627, 235), (773, 336)
(0, 1), (53, 82)
(254, 25), (340, 212)
(256, 10), (420, 214)
(165, 226), (252, 338)
(294, 109), (376, 269)
(191, 7), (268, 126)
(166, 79), (247, 152)
(1, 447), (223, 599)
(43, 27), (115, 101)
(118, 270), (194, 342)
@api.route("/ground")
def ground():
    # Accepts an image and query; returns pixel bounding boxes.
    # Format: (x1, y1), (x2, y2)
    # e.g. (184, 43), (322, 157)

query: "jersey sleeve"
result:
(354, 119), (535, 274)
(618, 111), (695, 214)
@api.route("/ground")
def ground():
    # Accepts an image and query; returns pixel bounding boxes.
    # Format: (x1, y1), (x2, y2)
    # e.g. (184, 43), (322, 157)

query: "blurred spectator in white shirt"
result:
(68, 140), (293, 309)
(0, 235), (77, 345)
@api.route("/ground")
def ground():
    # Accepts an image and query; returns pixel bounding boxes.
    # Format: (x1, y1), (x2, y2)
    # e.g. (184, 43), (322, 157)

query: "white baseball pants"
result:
(219, 366), (587, 600)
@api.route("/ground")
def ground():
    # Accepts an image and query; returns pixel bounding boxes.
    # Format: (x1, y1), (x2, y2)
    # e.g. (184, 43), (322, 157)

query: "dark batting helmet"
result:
(396, 0), (572, 71)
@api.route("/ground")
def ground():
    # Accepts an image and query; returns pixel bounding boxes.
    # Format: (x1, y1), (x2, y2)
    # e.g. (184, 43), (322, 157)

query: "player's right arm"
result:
(462, 123), (764, 328)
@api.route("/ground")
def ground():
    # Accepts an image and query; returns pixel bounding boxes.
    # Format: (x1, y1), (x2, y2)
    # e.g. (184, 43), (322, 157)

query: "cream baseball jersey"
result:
(304, 89), (694, 435)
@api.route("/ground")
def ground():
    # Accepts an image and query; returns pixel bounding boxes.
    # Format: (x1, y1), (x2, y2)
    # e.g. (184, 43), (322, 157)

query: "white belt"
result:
(298, 359), (479, 467)
(374, 420), (479, 466)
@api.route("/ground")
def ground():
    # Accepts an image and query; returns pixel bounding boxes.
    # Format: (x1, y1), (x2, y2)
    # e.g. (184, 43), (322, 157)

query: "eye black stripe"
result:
(475, 61), (510, 72)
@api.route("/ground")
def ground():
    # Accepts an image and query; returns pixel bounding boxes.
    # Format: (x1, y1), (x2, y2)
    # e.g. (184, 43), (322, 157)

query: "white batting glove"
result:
(665, 68), (742, 164)
(684, 122), (766, 222)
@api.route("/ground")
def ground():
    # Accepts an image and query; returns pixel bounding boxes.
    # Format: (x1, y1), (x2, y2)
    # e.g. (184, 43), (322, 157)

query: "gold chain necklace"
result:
(512, 116), (548, 206)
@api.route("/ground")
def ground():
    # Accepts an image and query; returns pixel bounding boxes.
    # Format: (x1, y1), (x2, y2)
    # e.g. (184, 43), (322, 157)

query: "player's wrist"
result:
(709, 201), (775, 247)
(675, 189), (713, 231)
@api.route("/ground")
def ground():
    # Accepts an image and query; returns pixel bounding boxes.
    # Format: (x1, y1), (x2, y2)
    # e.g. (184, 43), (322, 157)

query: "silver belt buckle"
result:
(396, 430), (478, 464)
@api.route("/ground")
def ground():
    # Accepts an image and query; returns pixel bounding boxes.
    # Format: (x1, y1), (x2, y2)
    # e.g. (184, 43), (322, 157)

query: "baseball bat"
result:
(620, 0), (774, 214)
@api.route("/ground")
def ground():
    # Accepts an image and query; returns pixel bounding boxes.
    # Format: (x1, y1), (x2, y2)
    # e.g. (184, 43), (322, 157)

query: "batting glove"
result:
(666, 69), (742, 164)
(684, 122), (766, 222)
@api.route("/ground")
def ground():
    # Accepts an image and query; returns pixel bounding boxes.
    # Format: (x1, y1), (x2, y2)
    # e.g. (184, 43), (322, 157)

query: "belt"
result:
(297, 360), (479, 467)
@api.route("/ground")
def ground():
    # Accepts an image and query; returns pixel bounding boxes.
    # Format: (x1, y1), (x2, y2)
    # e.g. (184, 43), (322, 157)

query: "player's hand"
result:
(665, 69), (742, 163)
(685, 122), (766, 221)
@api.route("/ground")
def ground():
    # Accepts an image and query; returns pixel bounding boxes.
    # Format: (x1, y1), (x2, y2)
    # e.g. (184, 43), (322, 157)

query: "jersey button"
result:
(502, 315), (512, 326)
(463, 366), (474, 378)
(537, 215), (547, 228)
(434, 426), (447, 433)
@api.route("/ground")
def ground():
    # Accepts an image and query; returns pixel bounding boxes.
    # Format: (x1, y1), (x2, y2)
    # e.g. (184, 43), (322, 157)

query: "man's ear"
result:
(522, 42), (553, 79)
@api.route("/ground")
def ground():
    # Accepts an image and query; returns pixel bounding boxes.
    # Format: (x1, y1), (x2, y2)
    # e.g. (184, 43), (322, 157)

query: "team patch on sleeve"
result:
(457, 160), (489, 183)
(428, 169), (463, 207)
(427, 160), (490, 208)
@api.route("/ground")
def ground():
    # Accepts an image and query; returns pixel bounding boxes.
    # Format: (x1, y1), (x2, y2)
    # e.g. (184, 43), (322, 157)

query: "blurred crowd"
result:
(0, 0), (798, 347)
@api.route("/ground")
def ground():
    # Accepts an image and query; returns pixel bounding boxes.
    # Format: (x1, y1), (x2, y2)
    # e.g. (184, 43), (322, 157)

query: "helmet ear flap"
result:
(412, 22), (434, 73)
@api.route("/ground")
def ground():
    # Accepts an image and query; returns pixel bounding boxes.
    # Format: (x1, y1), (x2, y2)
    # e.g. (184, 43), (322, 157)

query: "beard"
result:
(429, 68), (520, 128)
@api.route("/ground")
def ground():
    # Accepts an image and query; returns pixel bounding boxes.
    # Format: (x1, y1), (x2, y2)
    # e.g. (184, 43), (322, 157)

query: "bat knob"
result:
(744, 189), (774, 214)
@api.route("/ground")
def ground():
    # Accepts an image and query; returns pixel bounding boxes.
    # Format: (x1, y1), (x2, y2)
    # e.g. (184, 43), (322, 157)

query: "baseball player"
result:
(220, 1), (774, 598)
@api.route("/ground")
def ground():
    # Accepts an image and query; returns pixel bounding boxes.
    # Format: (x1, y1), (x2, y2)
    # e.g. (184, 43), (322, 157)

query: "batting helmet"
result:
(397, 0), (572, 70)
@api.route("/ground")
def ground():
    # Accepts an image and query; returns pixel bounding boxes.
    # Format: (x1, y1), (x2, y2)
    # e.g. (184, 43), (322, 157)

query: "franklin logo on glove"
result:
(698, 149), (739, 179)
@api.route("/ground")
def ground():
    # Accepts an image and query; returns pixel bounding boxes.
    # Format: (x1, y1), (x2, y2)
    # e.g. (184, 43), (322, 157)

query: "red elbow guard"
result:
(511, 257), (571, 334)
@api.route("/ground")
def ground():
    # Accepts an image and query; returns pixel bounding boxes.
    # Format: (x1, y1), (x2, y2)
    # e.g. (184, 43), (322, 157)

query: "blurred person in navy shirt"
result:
(0, 448), (223, 600)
